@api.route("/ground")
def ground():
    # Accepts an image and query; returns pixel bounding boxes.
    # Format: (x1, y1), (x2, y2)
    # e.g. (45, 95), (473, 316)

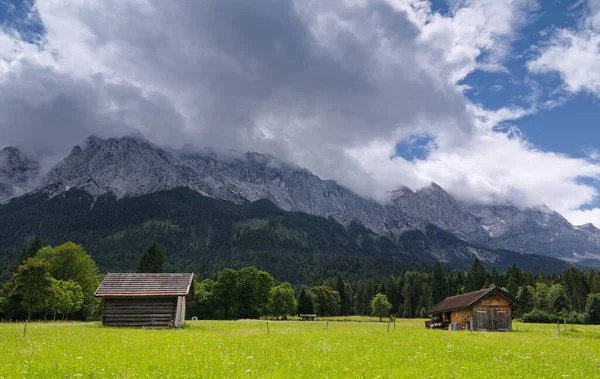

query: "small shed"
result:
(299, 313), (317, 321)
(427, 287), (519, 331)
(95, 273), (194, 328)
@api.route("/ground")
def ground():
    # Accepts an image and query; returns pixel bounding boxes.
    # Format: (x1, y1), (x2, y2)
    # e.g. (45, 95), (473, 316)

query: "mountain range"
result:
(0, 135), (598, 279)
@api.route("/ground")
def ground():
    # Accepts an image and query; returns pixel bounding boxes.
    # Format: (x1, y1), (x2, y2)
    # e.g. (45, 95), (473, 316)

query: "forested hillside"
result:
(0, 187), (568, 283)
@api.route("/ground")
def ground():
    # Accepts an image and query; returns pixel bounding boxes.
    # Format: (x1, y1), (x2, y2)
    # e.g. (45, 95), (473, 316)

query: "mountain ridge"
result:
(0, 187), (569, 282)
(1, 135), (599, 264)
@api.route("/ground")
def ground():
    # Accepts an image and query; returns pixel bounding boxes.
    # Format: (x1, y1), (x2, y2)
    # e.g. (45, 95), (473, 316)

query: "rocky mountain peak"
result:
(0, 146), (41, 201)
(576, 223), (599, 232)
(3, 134), (600, 264)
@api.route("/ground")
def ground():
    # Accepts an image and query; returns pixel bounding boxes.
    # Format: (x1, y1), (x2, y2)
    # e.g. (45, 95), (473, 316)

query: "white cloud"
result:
(586, 148), (600, 161)
(347, 128), (600, 212)
(489, 84), (505, 92)
(564, 208), (600, 228)
(528, 0), (600, 96)
(0, 0), (599, 226)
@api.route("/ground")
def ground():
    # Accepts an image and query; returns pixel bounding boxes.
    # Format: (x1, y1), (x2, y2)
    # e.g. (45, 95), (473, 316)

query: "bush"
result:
(564, 311), (586, 325)
(523, 309), (560, 323)
(523, 309), (586, 324)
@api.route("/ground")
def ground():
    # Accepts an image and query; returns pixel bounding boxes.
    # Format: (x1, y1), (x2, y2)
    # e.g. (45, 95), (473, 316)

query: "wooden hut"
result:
(299, 313), (317, 321)
(95, 273), (194, 328)
(426, 287), (518, 331)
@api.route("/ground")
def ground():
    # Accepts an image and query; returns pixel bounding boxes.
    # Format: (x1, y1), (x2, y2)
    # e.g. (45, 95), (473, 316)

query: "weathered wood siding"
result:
(174, 296), (186, 327)
(446, 294), (512, 331)
(478, 294), (511, 307)
(102, 297), (177, 327)
(472, 293), (513, 331)
(451, 309), (473, 329)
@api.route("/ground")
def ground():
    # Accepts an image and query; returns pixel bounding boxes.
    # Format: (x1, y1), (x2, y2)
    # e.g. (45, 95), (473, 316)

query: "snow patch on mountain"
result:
(5, 135), (600, 263)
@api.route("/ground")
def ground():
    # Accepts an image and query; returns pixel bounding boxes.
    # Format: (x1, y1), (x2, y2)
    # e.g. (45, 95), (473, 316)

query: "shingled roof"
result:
(427, 287), (517, 314)
(95, 273), (194, 297)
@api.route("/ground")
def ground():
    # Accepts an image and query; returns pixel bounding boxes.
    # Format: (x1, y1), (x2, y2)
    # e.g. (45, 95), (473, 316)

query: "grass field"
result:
(1, 319), (600, 378)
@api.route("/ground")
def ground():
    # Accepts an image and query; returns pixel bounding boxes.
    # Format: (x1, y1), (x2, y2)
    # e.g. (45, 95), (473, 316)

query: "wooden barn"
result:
(426, 287), (519, 331)
(95, 273), (194, 328)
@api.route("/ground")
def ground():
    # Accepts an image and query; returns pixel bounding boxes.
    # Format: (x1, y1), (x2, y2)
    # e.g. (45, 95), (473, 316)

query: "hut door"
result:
(474, 310), (490, 331)
(495, 310), (509, 331)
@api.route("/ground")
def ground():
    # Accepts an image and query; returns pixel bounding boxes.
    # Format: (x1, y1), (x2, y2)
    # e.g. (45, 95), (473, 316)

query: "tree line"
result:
(0, 238), (167, 320)
(189, 258), (600, 324)
(2, 237), (600, 324)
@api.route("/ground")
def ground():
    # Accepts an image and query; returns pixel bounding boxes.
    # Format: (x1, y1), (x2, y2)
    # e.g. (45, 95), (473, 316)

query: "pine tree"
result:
(335, 275), (349, 316)
(431, 261), (447, 304)
(591, 272), (600, 294)
(585, 294), (600, 325)
(489, 267), (502, 287)
(517, 285), (535, 315)
(505, 264), (523, 295)
(466, 258), (487, 292)
(137, 242), (166, 273)
(297, 288), (315, 314)
(16, 236), (45, 267)
(564, 267), (587, 313)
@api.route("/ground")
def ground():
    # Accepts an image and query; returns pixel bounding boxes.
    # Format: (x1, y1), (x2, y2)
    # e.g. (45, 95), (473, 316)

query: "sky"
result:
(0, 0), (600, 226)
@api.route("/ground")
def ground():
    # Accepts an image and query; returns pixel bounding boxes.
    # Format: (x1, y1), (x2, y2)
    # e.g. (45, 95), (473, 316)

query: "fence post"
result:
(557, 321), (560, 336)
(266, 322), (269, 334)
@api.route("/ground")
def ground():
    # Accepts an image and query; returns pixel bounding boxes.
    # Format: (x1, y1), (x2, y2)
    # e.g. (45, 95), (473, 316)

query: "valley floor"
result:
(0, 318), (599, 378)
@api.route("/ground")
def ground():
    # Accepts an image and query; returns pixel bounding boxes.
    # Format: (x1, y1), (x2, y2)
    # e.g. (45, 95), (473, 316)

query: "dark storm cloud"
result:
(0, 0), (475, 194)
(64, 0), (474, 147)
(0, 60), (185, 158)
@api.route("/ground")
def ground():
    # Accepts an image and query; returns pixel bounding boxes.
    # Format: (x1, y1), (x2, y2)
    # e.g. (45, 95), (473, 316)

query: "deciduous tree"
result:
(310, 286), (340, 316)
(371, 293), (392, 322)
(10, 258), (54, 320)
(268, 282), (296, 319)
(36, 242), (100, 319)
(49, 279), (84, 320)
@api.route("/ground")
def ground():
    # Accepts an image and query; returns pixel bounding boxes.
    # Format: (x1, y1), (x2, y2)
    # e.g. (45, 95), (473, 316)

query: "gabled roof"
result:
(427, 286), (518, 314)
(95, 273), (194, 297)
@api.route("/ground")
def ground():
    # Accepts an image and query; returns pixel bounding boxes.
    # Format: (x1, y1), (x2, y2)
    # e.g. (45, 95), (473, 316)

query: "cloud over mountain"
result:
(0, 0), (599, 226)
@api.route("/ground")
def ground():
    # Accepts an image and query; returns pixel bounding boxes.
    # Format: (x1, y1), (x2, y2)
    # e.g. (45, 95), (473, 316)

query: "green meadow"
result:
(1, 319), (599, 378)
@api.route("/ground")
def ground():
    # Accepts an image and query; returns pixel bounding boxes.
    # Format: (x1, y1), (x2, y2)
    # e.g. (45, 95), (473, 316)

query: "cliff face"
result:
(0, 146), (40, 201)
(2, 135), (598, 263)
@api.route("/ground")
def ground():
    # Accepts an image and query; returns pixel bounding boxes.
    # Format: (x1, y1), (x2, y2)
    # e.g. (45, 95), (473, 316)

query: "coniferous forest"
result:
(0, 187), (569, 286)
(2, 238), (600, 325)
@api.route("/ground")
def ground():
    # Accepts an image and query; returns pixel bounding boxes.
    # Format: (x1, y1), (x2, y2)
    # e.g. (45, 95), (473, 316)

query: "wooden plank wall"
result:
(102, 297), (177, 327)
(449, 294), (513, 331)
(451, 309), (473, 329)
(472, 294), (513, 331)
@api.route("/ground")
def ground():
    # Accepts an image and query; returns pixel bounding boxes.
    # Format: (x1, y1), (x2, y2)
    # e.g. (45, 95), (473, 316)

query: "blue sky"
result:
(0, 0), (44, 43)
(1, 0), (600, 226)
(397, 0), (598, 161)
